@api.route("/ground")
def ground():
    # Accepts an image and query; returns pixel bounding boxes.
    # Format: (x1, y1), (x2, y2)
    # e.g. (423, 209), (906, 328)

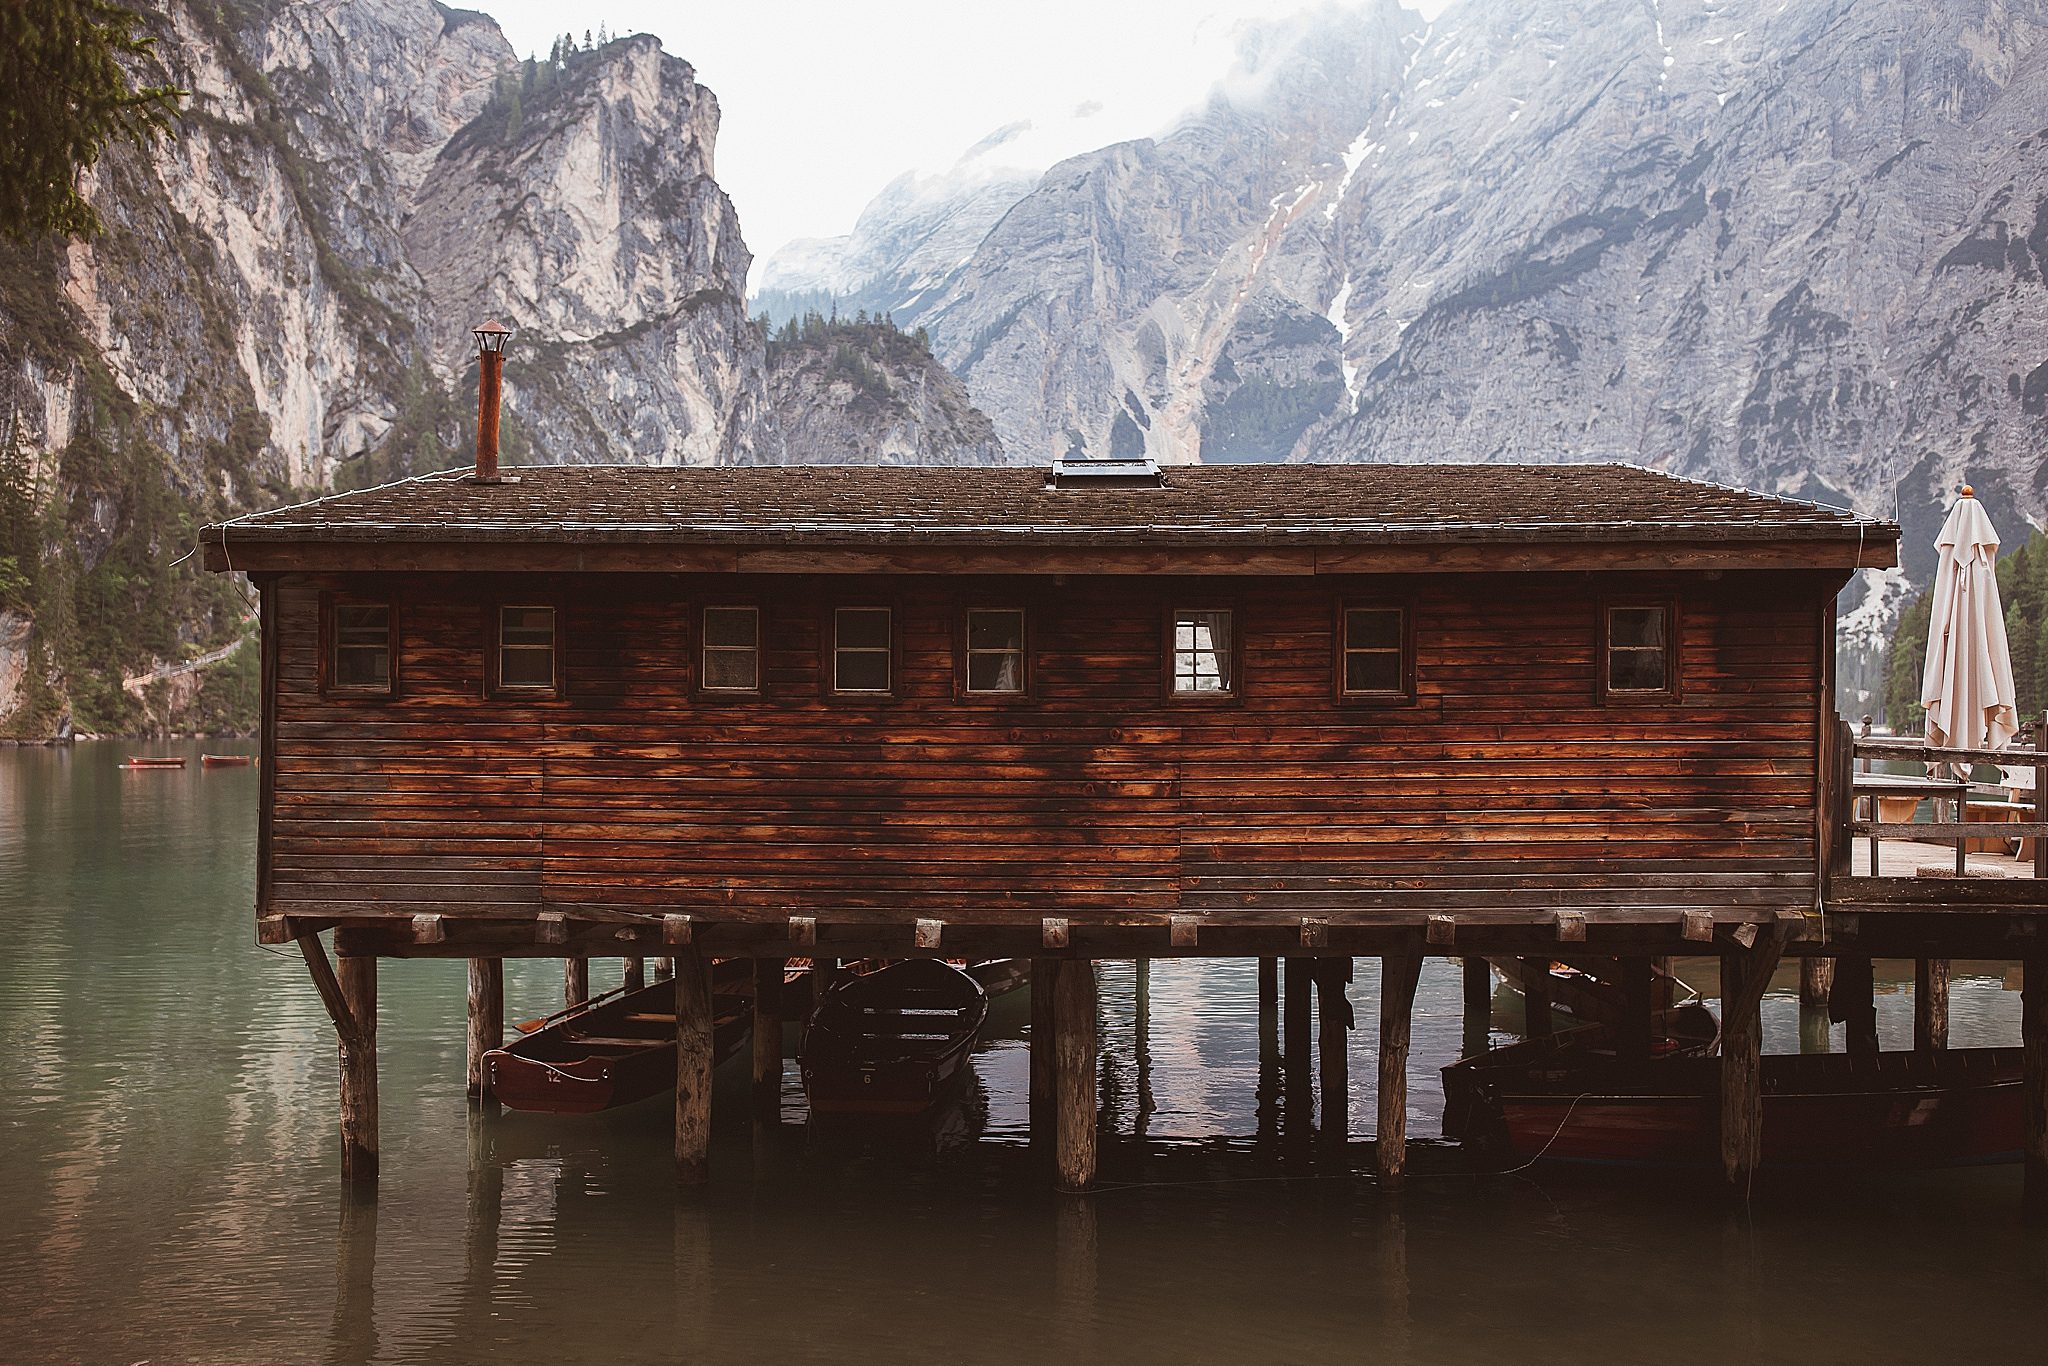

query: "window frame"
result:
(698, 602), (763, 697)
(321, 593), (399, 699)
(1597, 597), (1680, 705)
(1335, 599), (1414, 705)
(829, 604), (896, 698)
(958, 606), (1029, 701)
(1164, 603), (1241, 702)
(490, 602), (560, 697)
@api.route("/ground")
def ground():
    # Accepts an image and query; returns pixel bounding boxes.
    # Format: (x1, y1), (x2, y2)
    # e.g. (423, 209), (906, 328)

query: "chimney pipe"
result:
(472, 319), (511, 482)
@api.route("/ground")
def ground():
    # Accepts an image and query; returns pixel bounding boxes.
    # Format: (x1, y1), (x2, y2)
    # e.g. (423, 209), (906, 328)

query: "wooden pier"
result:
(199, 451), (2048, 1216)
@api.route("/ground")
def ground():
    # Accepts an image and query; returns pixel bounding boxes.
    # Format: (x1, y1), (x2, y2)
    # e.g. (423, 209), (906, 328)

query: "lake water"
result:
(3, 740), (2044, 1364)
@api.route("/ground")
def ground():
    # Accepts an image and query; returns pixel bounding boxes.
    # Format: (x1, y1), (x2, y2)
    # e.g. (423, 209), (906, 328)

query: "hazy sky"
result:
(472, 1), (1448, 279)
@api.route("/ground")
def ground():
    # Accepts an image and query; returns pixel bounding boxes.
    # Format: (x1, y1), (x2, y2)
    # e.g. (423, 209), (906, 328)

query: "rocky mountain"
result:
(0, 0), (997, 736)
(763, 0), (2048, 700)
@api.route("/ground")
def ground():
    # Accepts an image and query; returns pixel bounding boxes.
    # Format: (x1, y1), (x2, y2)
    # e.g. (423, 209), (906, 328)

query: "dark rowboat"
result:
(122, 756), (186, 769)
(485, 964), (755, 1114)
(199, 753), (254, 767)
(801, 959), (989, 1116)
(1443, 1034), (2023, 1169)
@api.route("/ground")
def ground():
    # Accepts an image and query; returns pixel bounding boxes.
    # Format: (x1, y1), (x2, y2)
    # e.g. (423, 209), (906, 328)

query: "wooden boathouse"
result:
(201, 435), (2048, 1211)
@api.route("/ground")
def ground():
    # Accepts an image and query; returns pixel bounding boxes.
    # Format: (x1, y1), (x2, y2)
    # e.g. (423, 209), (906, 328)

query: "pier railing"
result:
(1835, 716), (2047, 881)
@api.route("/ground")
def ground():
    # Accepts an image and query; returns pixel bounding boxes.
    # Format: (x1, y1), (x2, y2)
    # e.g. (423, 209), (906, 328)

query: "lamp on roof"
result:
(473, 319), (512, 483)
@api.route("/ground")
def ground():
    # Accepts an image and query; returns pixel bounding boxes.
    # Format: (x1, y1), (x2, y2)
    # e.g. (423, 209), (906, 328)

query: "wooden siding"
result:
(263, 569), (1830, 925)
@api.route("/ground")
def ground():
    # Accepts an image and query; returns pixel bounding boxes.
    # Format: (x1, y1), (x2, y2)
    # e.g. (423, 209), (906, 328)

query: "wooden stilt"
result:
(1718, 931), (1785, 1193)
(1914, 958), (1950, 1053)
(1799, 957), (1835, 1007)
(1619, 957), (1652, 1064)
(1520, 957), (1554, 1039)
(654, 958), (674, 982)
(1377, 947), (1424, 1186)
(1458, 950), (1490, 1048)
(465, 957), (502, 1106)
(1283, 956), (1312, 1075)
(751, 957), (782, 1116)
(623, 957), (646, 992)
(1030, 958), (1057, 1124)
(1054, 957), (1098, 1191)
(564, 956), (589, 1009)
(1831, 955), (1879, 1058)
(674, 947), (713, 1185)
(1317, 957), (1352, 1136)
(2025, 955), (2048, 1226)
(1257, 957), (1279, 1059)
(338, 953), (378, 1195)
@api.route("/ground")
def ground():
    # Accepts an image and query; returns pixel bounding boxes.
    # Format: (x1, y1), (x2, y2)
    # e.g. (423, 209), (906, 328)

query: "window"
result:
(702, 606), (760, 692)
(965, 609), (1025, 695)
(497, 606), (556, 691)
(1171, 609), (1234, 695)
(330, 602), (393, 695)
(1342, 606), (1406, 698)
(1604, 604), (1672, 696)
(833, 607), (892, 693)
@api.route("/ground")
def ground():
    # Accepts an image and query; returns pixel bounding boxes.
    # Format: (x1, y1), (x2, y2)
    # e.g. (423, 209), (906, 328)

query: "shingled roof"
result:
(205, 462), (1891, 552)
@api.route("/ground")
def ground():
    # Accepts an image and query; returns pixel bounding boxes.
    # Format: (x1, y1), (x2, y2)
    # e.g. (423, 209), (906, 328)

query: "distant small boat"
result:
(965, 958), (1031, 998)
(122, 756), (186, 770)
(801, 959), (989, 1116)
(199, 754), (254, 767)
(485, 963), (757, 1115)
(1443, 1033), (2024, 1168)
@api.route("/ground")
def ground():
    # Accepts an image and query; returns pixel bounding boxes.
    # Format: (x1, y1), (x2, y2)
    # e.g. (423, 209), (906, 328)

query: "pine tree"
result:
(0, 0), (183, 241)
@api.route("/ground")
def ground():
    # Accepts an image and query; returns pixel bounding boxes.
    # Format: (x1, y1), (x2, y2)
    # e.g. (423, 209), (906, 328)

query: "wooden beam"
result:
(1521, 958), (1554, 1039)
(1461, 958), (1491, 1048)
(1257, 957), (1279, 1059)
(1914, 958), (1950, 1053)
(623, 956), (646, 992)
(1300, 917), (1329, 949)
(466, 958), (502, 1106)
(338, 953), (378, 1195)
(1799, 957), (1834, 1007)
(1619, 957), (1653, 1065)
(1377, 946), (1424, 1185)
(1682, 911), (1715, 944)
(787, 916), (816, 946)
(1042, 917), (1070, 950)
(412, 913), (446, 944)
(752, 957), (781, 1116)
(1318, 958), (1353, 1137)
(664, 915), (693, 946)
(563, 956), (589, 1010)
(1554, 911), (1587, 943)
(2025, 955), (2048, 1226)
(914, 918), (943, 950)
(1283, 956), (1313, 1077)
(674, 947), (713, 1185)
(1054, 958), (1098, 1191)
(1030, 959), (1057, 1123)
(1426, 915), (1456, 947)
(1169, 915), (1199, 948)
(1719, 927), (1788, 1192)
(296, 932), (364, 1050)
(537, 912), (569, 944)
(1830, 955), (1879, 1058)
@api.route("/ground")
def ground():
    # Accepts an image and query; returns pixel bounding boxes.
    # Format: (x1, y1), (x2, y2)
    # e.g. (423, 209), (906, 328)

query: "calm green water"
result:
(2, 740), (2044, 1364)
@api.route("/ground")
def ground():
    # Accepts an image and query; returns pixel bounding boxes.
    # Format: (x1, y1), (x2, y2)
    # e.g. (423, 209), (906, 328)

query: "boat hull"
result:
(801, 960), (989, 1117)
(1446, 1044), (2023, 1169)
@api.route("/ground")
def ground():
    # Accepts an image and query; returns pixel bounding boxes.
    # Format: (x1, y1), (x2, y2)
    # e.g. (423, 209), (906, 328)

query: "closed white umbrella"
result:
(1920, 485), (2018, 757)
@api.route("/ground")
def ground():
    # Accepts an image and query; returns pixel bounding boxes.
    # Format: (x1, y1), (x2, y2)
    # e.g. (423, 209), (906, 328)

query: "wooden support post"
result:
(654, 958), (674, 982)
(564, 956), (589, 1010)
(1030, 959), (1057, 1125)
(1054, 957), (1098, 1191)
(1377, 947), (1424, 1186)
(674, 947), (713, 1185)
(2025, 955), (2048, 1225)
(1831, 955), (1879, 1058)
(1317, 957), (1352, 1136)
(338, 953), (378, 1195)
(1719, 930), (1786, 1193)
(1283, 956), (1313, 1076)
(1257, 957), (1279, 1052)
(752, 957), (782, 1116)
(1799, 957), (1835, 1007)
(1520, 958), (1554, 1039)
(1466, 962), (1499, 1048)
(465, 957), (502, 1106)
(1914, 958), (1950, 1053)
(623, 957), (646, 992)
(1619, 957), (1653, 1064)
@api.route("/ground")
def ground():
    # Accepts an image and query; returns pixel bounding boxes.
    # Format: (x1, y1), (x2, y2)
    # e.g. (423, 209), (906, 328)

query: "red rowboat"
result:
(122, 756), (187, 770)
(1443, 1035), (2023, 1168)
(484, 963), (757, 1114)
(200, 754), (254, 767)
